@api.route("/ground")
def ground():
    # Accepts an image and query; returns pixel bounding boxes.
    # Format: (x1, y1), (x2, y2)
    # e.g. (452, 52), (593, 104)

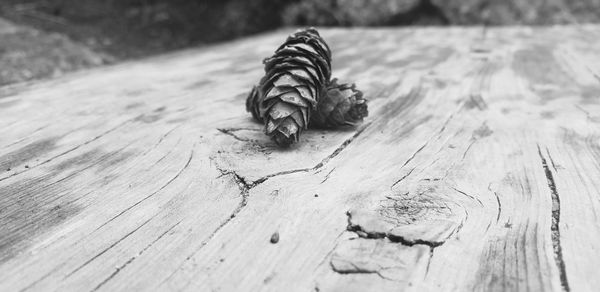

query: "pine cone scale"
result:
(265, 55), (327, 75)
(268, 48), (330, 78)
(272, 79), (317, 101)
(269, 64), (323, 86)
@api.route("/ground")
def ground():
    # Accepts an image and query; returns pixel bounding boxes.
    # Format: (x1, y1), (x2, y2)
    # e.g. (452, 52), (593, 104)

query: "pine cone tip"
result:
(272, 132), (295, 147)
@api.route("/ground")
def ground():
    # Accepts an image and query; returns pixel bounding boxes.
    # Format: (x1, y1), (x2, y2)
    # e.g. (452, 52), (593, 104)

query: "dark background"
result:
(1, 0), (599, 85)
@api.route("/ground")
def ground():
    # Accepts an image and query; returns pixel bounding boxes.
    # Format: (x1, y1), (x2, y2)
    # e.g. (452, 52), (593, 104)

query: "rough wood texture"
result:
(1, 26), (600, 291)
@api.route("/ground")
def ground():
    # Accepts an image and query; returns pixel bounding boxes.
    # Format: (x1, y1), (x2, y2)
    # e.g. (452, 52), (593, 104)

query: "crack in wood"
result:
(151, 125), (182, 150)
(152, 137), (182, 166)
(461, 140), (476, 161)
(90, 221), (182, 292)
(65, 216), (154, 279)
(345, 211), (444, 248)
(401, 143), (427, 169)
(320, 168), (336, 184)
(436, 107), (459, 138)
(391, 168), (415, 189)
(493, 191), (501, 223)
(250, 122), (372, 186)
(545, 147), (559, 172)
(329, 259), (404, 282)
(424, 247), (434, 278)
(487, 183), (502, 223)
(451, 186), (484, 207)
(394, 105), (461, 181)
(537, 145), (570, 292)
(217, 128), (258, 143)
(452, 210), (467, 239)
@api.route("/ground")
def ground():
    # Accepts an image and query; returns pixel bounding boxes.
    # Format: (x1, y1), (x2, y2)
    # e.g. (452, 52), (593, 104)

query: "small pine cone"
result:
(310, 78), (368, 128)
(247, 28), (332, 147)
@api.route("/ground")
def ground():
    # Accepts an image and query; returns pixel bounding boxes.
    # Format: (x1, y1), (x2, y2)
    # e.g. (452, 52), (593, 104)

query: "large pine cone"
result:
(311, 78), (368, 128)
(246, 28), (332, 147)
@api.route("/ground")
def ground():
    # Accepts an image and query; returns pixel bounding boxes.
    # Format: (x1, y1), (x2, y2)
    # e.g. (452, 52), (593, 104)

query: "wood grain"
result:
(1, 26), (599, 291)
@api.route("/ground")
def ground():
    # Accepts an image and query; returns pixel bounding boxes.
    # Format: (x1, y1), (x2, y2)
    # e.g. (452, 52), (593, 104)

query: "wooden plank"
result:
(0, 26), (599, 291)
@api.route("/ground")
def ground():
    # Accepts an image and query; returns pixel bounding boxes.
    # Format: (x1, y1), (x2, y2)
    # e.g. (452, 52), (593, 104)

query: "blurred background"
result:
(1, 0), (600, 85)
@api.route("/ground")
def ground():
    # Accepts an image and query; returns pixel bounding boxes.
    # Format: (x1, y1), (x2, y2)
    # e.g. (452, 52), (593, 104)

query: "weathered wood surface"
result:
(1, 26), (600, 291)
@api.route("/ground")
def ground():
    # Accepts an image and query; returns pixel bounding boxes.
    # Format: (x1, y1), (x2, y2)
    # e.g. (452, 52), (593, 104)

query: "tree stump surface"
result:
(1, 26), (600, 291)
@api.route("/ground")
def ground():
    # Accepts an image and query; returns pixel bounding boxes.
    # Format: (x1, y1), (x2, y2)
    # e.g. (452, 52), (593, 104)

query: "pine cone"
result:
(311, 78), (368, 128)
(246, 28), (332, 147)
